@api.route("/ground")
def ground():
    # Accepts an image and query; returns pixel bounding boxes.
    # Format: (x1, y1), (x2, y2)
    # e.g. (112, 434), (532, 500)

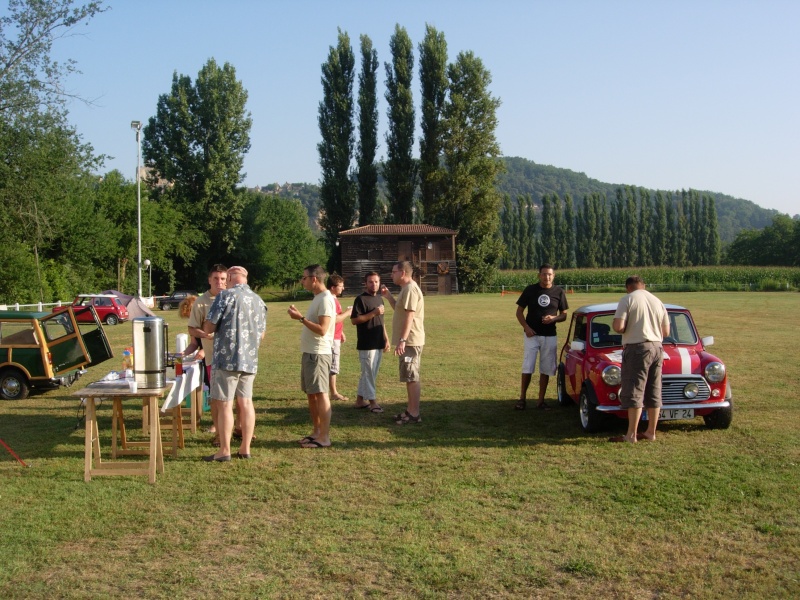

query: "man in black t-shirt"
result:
(350, 272), (390, 413)
(514, 264), (568, 410)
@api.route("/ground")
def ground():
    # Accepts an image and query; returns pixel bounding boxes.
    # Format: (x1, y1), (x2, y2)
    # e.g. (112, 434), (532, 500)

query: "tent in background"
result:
(102, 290), (155, 318)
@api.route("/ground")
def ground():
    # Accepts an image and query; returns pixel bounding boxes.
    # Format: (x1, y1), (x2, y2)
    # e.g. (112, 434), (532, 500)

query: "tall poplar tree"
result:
(317, 29), (356, 272)
(638, 188), (653, 266)
(383, 24), (416, 223)
(356, 34), (379, 225)
(418, 24), (448, 222)
(540, 194), (555, 263)
(653, 191), (668, 266)
(563, 194), (576, 268)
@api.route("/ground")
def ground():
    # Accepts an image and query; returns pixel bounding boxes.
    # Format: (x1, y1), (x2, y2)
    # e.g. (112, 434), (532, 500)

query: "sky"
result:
(46, 0), (799, 216)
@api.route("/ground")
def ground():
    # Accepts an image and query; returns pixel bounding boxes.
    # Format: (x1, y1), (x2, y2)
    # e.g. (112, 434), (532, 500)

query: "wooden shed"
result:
(339, 224), (458, 295)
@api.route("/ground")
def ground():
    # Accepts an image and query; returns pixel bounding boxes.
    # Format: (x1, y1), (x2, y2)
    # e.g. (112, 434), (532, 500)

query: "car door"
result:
(38, 309), (91, 374)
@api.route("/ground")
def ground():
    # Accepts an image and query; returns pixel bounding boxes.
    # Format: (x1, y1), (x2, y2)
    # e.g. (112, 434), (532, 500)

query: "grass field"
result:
(1, 292), (798, 599)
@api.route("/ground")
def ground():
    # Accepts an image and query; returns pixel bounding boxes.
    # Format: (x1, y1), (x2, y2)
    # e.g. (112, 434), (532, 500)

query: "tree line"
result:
(500, 188), (722, 270)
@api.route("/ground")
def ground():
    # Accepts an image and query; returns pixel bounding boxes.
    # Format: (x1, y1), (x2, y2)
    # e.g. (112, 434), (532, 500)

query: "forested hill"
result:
(497, 156), (779, 243)
(260, 156), (780, 244)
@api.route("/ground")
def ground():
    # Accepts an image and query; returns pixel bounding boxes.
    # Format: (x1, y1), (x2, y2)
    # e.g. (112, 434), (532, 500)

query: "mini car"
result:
(53, 294), (129, 326)
(557, 303), (732, 432)
(158, 290), (196, 311)
(0, 307), (113, 400)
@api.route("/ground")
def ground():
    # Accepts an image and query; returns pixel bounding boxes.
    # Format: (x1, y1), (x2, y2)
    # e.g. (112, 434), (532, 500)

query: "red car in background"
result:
(53, 294), (129, 326)
(557, 303), (733, 433)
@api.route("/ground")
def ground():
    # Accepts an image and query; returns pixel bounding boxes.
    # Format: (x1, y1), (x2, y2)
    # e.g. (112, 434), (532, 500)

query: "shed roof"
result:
(340, 224), (457, 236)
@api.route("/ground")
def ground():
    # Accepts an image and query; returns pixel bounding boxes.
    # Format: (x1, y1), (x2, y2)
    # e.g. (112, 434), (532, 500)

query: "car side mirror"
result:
(701, 336), (714, 347)
(570, 340), (585, 352)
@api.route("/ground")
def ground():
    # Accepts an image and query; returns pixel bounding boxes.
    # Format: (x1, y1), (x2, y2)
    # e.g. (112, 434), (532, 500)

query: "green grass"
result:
(1, 292), (799, 598)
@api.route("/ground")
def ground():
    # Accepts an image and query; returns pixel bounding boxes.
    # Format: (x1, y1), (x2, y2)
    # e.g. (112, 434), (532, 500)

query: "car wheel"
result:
(161, 302), (172, 311)
(579, 386), (607, 433)
(704, 398), (733, 429)
(557, 363), (572, 407)
(0, 369), (30, 400)
(105, 314), (119, 326)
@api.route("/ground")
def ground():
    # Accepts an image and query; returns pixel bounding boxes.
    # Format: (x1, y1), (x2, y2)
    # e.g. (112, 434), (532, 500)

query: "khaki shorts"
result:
(301, 352), (332, 395)
(619, 342), (663, 409)
(398, 345), (423, 383)
(211, 369), (255, 402)
(330, 339), (342, 375)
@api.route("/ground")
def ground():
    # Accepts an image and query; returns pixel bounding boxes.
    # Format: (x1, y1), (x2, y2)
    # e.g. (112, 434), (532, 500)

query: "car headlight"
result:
(705, 362), (726, 383)
(602, 365), (621, 386)
(684, 382), (699, 399)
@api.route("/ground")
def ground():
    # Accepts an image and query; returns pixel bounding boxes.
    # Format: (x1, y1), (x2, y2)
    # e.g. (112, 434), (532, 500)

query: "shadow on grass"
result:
(260, 397), (632, 450)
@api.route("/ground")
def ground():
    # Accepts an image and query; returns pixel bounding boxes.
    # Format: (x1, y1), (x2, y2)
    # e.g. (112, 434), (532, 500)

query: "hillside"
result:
(496, 157), (780, 243)
(256, 157), (780, 244)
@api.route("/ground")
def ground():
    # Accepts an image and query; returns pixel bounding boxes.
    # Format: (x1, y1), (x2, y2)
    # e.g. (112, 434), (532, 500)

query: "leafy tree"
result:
(638, 188), (653, 266)
(726, 214), (799, 266)
(0, 109), (102, 300)
(540, 194), (555, 264)
(234, 190), (326, 288)
(552, 194), (566, 267)
(703, 195), (721, 265)
(92, 170), (195, 294)
(0, 0), (106, 118)
(437, 51), (504, 290)
(383, 24), (416, 223)
(143, 58), (251, 284)
(317, 29), (356, 273)
(356, 34), (379, 225)
(418, 24), (448, 222)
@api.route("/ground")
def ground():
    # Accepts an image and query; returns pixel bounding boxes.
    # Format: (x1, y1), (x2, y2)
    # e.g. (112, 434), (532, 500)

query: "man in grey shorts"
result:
(202, 266), (267, 461)
(287, 264), (336, 448)
(611, 275), (670, 443)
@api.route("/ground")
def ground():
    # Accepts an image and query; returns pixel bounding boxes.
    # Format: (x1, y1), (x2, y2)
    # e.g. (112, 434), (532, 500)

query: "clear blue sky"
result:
(52, 0), (799, 216)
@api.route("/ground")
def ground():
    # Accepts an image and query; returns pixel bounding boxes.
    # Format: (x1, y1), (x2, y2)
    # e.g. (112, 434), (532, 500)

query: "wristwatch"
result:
(299, 317), (305, 323)
(399, 338), (407, 343)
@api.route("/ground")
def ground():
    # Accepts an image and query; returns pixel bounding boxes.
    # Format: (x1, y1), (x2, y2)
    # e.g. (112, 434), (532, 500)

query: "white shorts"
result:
(521, 335), (557, 377)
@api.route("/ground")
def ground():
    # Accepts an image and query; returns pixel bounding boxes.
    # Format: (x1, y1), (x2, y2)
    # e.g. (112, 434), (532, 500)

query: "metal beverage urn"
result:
(132, 316), (169, 388)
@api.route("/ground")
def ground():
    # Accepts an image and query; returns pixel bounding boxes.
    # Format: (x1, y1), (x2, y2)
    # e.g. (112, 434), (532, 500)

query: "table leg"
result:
(84, 398), (95, 481)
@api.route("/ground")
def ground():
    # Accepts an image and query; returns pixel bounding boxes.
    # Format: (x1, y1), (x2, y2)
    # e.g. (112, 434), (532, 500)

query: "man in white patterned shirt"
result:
(202, 266), (267, 461)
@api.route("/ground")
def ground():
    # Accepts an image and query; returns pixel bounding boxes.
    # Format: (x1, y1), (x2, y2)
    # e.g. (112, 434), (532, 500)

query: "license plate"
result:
(641, 408), (694, 421)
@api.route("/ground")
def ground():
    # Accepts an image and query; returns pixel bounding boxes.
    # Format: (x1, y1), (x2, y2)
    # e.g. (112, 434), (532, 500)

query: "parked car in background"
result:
(53, 294), (129, 325)
(158, 290), (196, 311)
(557, 303), (733, 433)
(0, 307), (113, 399)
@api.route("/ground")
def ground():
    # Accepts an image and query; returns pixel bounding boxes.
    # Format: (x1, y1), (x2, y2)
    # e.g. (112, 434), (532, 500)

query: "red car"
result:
(53, 294), (129, 326)
(557, 303), (732, 432)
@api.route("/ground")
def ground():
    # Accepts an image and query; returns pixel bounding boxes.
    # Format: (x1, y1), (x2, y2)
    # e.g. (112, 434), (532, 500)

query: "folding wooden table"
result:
(74, 380), (174, 484)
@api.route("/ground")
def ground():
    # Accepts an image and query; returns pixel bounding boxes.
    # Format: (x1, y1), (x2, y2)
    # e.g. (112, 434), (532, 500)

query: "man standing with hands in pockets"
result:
(382, 261), (425, 425)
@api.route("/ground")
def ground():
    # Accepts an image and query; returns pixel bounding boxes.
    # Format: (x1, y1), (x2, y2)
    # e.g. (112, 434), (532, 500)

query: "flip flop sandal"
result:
(369, 406), (384, 413)
(300, 440), (330, 448)
(515, 399), (526, 410)
(353, 403), (370, 409)
(394, 410), (421, 425)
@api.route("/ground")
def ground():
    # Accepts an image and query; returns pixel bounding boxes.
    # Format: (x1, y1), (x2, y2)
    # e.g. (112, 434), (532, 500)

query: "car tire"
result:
(105, 314), (119, 326)
(557, 363), (572, 407)
(161, 302), (172, 311)
(0, 369), (30, 400)
(579, 386), (607, 433)
(704, 398), (733, 429)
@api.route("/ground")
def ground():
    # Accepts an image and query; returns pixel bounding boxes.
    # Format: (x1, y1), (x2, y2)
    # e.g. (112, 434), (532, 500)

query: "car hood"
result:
(600, 345), (713, 375)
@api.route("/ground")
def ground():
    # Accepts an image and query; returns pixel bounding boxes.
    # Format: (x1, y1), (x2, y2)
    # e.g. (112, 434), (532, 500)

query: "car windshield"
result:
(587, 310), (698, 348)
(667, 311), (698, 344)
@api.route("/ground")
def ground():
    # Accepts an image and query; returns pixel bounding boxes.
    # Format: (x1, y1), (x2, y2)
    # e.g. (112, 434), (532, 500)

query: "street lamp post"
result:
(144, 259), (152, 297)
(131, 120), (143, 298)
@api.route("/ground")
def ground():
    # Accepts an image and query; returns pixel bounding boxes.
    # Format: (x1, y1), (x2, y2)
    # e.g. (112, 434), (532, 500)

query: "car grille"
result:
(661, 375), (711, 404)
